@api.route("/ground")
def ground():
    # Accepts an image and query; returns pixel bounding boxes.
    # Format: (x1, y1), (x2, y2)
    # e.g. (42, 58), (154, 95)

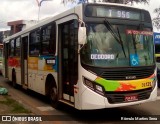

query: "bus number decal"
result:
(117, 11), (130, 19)
(142, 82), (152, 88)
(45, 58), (55, 65)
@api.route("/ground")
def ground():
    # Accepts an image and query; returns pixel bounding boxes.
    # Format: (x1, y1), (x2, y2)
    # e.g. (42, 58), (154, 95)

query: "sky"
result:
(0, 0), (69, 31)
(0, 0), (160, 32)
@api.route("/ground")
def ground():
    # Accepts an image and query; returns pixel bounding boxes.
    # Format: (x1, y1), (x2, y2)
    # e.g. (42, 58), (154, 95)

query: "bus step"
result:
(59, 100), (74, 107)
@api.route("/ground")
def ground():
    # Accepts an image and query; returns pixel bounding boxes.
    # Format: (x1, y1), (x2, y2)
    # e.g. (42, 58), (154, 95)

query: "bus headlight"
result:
(84, 78), (94, 90)
(83, 77), (105, 95)
(95, 85), (103, 92)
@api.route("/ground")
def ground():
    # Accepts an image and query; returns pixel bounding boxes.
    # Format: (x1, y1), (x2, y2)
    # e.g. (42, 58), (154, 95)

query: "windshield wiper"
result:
(117, 27), (126, 58)
(104, 19), (126, 58)
(131, 33), (137, 54)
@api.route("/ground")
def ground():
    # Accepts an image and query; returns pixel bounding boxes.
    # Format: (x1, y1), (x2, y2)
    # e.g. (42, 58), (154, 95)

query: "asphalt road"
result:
(0, 75), (160, 124)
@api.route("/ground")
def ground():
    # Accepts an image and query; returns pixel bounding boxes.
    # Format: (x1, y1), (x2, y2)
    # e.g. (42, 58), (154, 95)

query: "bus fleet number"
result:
(142, 82), (152, 87)
(117, 11), (130, 19)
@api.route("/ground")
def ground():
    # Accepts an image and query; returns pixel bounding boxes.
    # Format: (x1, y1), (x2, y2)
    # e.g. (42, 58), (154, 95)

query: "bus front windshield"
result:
(80, 23), (154, 67)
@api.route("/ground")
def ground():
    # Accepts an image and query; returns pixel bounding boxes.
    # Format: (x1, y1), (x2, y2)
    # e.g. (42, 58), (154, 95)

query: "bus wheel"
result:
(49, 83), (59, 108)
(12, 71), (17, 88)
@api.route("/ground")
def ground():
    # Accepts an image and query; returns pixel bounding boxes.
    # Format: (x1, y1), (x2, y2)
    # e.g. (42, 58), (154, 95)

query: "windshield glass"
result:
(80, 23), (154, 67)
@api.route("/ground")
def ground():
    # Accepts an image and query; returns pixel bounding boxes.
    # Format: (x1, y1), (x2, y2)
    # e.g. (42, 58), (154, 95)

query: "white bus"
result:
(2, 3), (157, 110)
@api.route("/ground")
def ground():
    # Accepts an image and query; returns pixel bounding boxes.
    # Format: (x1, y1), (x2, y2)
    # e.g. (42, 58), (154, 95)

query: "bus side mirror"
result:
(78, 27), (86, 45)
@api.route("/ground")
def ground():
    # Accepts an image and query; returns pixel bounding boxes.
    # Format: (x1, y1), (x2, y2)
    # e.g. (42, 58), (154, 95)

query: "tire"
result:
(49, 82), (59, 108)
(12, 71), (17, 88)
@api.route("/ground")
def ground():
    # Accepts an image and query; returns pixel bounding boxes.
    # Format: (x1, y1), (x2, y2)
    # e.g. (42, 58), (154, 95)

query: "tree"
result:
(61, 0), (149, 5)
(153, 7), (160, 29)
(123, 0), (149, 5)
(61, 0), (76, 5)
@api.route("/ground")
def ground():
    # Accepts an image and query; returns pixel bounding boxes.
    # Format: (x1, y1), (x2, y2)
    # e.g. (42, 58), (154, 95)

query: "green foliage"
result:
(61, 0), (76, 5)
(61, 0), (149, 5)
(0, 96), (31, 113)
(124, 0), (149, 5)
(153, 7), (160, 29)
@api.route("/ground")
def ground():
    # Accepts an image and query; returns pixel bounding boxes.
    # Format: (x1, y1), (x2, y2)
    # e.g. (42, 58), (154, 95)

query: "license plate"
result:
(125, 95), (138, 102)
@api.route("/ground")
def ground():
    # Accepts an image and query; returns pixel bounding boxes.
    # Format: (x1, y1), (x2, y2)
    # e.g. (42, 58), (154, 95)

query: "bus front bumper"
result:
(81, 84), (157, 110)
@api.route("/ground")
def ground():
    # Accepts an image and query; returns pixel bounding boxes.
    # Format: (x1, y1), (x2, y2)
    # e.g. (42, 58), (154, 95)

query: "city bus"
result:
(2, 2), (157, 110)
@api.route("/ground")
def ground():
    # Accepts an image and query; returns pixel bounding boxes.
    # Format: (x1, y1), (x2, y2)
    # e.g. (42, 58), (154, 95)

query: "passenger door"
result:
(21, 35), (28, 88)
(4, 42), (9, 78)
(58, 20), (78, 103)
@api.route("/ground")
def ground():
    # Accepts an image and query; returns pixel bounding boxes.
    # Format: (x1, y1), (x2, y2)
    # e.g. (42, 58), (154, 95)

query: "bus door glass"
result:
(4, 43), (9, 78)
(21, 36), (28, 87)
(59, 20), (78, 102)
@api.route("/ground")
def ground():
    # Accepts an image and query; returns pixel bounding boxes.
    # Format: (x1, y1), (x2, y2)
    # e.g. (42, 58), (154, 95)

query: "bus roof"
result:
(3, 3), (149, 43)
(91, 2), (147, 11)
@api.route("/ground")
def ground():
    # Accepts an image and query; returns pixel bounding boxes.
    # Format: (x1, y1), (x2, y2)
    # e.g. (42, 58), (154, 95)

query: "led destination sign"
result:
(85, 5), (141, 20)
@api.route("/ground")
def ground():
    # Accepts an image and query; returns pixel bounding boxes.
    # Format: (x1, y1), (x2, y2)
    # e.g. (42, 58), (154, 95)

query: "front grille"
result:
(100, 66), (155, 80)
(106, 88), (152, 104)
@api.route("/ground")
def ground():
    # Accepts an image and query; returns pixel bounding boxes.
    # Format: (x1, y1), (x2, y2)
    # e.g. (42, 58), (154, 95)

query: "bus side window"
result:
(29, 29), (41, 56)
(15, 37), (20, 56)
(41, 22), (56, 55)
(9, 39), (15, 57)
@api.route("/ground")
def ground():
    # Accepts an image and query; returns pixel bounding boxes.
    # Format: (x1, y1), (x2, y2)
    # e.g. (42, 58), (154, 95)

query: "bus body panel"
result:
(8, 67), (12, 81)
(74, 56), (98, 109)
(8, 56), (21, 85)
(27, 70), (57, 95)
(15, 68), (21, 85)
(27, 55), (58, 95)
(81, 88), (106, 109)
